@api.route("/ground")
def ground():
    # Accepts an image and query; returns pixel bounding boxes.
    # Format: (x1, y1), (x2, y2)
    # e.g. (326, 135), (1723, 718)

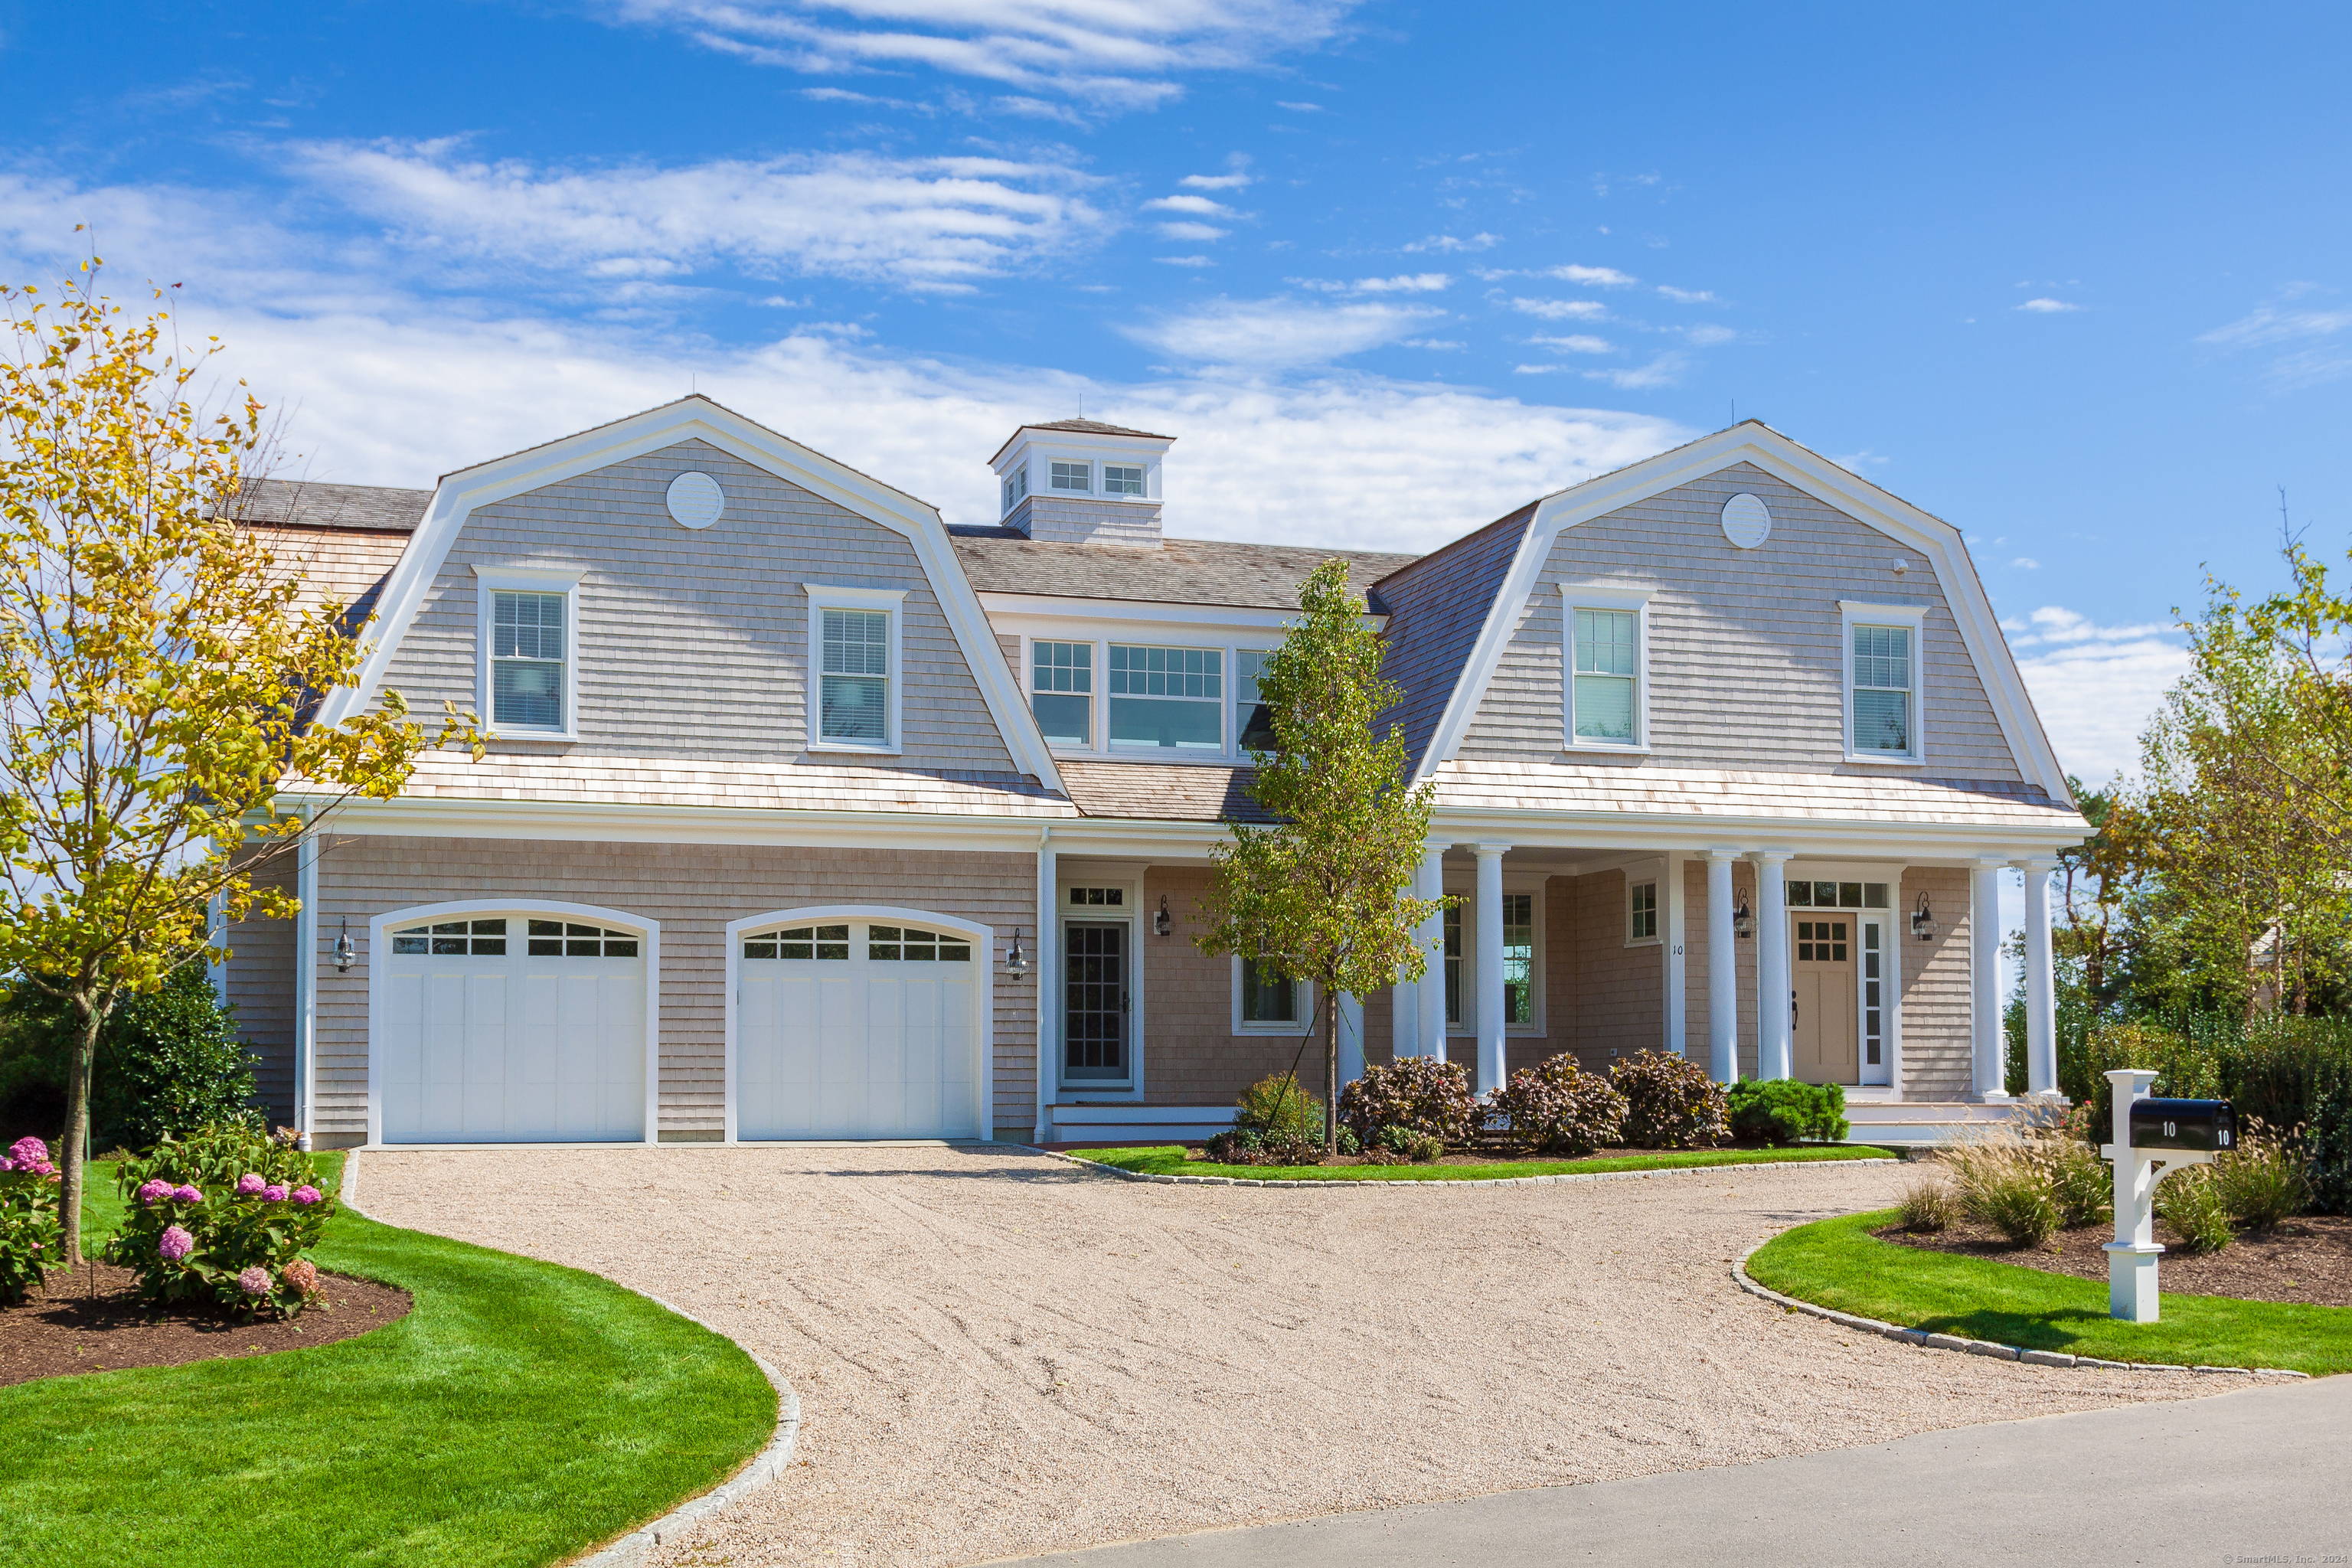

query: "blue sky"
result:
(5, 1), (2349, 787)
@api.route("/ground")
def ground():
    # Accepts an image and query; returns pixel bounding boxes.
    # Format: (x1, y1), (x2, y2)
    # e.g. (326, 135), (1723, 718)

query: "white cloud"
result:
(2004, 606), (2189, 785)
(1530, 334), (1612, 354)
(1274, 100), (1324, 112)
(604, 0), (1360, 110)
(1156, 220), (1228, 241)
(2011, 557), (2040, 570)
(268, 141), (1110, 292)
(1143, 193), (1237, 217)
(1404, 232), (1499, 253)
(1583, 351), (1688, 390)
(1511, 296), (1607, 322)
(1512, 364), (1566, 375)
(2199, 292), (2352, 390)
(1120, 296), (1445, 368)
(1656, 284), (1715, 303)
(1292, 273), (1449, 295)
(1547, 264), (1637, 287)
(2016, 298), (2080, 312)
(1155, 254), (1212, 266)
(1181, 171), (1253, 191)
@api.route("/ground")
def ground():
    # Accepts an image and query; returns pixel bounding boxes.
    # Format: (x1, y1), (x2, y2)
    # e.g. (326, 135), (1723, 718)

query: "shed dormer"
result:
(989, 419), (1174, 547)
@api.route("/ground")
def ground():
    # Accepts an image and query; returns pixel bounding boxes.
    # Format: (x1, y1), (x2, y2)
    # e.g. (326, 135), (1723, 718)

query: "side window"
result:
(1001, 466), (1027, 512)
(1031, 640), (1093, 746)
(1235, 649), (1276, 753)
(1570, 606), (1639, 744)
(1102, 463), (1145, 496)
(1239, 958), (1299, 1025)
(820, 607), (890, 745)
(1502, 893), (1534, 1025)
(1628, 880), (1658, 943)
(1851, 624), (1915, 756)
(1050, 460), (1091, 492)
(1107, 644), (1222, 751)
(492, 590), (567, 730)
(1443, 903), (1462, 1026)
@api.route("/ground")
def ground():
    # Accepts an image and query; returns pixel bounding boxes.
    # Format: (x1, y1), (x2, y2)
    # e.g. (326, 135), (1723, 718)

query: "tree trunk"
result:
(1324, 985), (1338, 1155)
(60, 992), (101, 1268)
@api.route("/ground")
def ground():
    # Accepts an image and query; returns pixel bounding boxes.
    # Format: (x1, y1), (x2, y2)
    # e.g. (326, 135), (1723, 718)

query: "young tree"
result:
(1196, 558), (1445, 1153)
(0, 260), (469, 1264)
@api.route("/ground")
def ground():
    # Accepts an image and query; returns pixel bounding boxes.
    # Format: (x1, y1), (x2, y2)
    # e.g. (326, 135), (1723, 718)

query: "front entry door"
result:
(1791, 916), (1859, 1084)
(1063, 920), (1129, 1084)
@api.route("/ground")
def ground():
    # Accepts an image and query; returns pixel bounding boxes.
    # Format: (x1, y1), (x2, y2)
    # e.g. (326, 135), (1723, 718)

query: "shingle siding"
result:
(1459, 463), (2026, 782)
(1899, 866), (1974, 1099)
(224, 856), (299, 1127)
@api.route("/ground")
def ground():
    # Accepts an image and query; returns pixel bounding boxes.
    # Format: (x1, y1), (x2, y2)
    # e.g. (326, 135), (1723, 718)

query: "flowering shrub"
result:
(1609, 1050), (1730, 1149)
(0, 1136), (64, 1305)
(1491, 1055), (1628, 1155)
(106, 1125), (335, 1318)
(1338, 1056), (1478, 1148)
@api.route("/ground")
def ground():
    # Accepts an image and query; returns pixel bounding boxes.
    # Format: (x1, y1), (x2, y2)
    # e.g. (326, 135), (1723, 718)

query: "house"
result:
(223, 396), (2087, 1151)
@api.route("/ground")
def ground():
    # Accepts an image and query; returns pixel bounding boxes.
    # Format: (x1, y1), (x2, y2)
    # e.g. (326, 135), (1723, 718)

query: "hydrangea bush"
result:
(1491, 1055), (1629, 1155)
(106, 1124), (335, 1318)
(1609, 1050), (1730, 1149)
(0, 1135), (63, 1305)
(1337, 1056), (1478, 1148)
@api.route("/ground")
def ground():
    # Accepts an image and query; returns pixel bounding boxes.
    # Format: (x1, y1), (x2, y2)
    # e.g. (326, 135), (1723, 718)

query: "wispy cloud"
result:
(1156, 220), (1227, 241)
(2016, 298), (2080, 313)
(1155, 254), (1212, 266)
(2199, 289), (2352, 389)
(1529, 333), (1612, 354)
(1583, 351), (1688, 390)
(2004, 606), (2189, 784)
(2011, 557), (2040, 570)
(1403, 232), (1499, 253)
(1121, 295), (1445, 368)
(1681, 323), (1736, 346)
(1547, 263), (1637, 287)
(1292, 273), (1449, 295)
(1656, 284), (1715, 303)
(1510, 296), (1607, 321)
(1144, 193), (1238, 217)
(1274, 100), (1324, 112)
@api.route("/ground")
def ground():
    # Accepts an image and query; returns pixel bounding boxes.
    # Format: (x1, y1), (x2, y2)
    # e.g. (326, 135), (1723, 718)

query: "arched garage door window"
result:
(373, 904), (653, 1145)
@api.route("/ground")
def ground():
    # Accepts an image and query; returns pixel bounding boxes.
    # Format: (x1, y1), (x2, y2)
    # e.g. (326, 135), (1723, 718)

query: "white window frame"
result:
(1838, 599), (1929, 766)
(803, 583), (907, 755)
(1057, 868), (1145, 1099)
(1049, 459), (1093, 494)
(472, 564), (584, 742)
(1626, 877), (1661, 948)
(1001, 464), (1028, 515)
(1103, 641), (1226, 756)
(1230, 953), (1315, 1036)
(1560, 584), (1652, 753)
(1027, 637), (1096, 750)
(1443, 874), (1549, 1037)
(1101, 462), (1148, 498)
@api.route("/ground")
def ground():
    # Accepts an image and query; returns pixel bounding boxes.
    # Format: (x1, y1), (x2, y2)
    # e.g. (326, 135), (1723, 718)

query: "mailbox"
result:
(2128, 1097), (2235, 1153)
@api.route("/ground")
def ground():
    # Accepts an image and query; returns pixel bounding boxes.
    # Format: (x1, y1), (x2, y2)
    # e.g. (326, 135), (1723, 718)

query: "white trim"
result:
(1442, 864), (1548, 1038)
(1624, 861), (1664, 949)
(804, 583), (908, 755)
(473, 566), (584, 743)
(313, 396), (1066, 792)
(1054, 869), (1145, 1098)
(1034, 830), (1055, 1142)
(1840, 599), (1929, 766)
(1663, 851), (1687, 1057)
(1230, 953), (1315, 1036)
(364, 897), (662, 1148)
(1857, 911), (1893, 1088)
(1562, 583), (1653, 753)
(1017, 630), (1302, 766)
(295, 820), (318, 1144)
(722, 903), (995, 1144)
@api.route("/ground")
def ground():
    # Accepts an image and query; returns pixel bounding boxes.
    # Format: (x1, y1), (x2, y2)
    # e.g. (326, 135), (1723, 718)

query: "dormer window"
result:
(1103, 464), (1145, 497)
(1050, 460), (1091, 493)
(1001, 466), (1027, 513)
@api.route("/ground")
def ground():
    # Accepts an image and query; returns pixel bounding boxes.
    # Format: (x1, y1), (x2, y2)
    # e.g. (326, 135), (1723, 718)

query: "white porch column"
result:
(1416, 846), (1447, 1060)
(1033, 830), (1057, 1143)
(1663, 851), (1687, 1058)
(1754, 851), (1792, 1081)
(1970, 859), (2011, 1102)
(1705, 849), (1739, 1084)
(2017, 858), (2060, 1099)
(1338, 992), (1366, 1086)
(1473, 843), (1508, 1095)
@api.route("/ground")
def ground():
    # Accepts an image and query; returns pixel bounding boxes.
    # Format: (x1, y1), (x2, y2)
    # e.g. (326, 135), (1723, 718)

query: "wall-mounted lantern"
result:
(1153, 895), (1172, 938)
(334, 916), (355, 972)
(1911, 893), (1936, 942)
(1733, 897), (1754, 939)
(1003, 926), (1034, 978)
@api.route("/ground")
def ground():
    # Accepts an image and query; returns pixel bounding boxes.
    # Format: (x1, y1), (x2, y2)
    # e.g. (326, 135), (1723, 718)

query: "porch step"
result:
(1047, 1104), (1237, 1145)
(1844, 1099), (2055, 1148)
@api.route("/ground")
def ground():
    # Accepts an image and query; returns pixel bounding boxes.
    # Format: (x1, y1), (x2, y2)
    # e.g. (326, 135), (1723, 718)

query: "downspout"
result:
(1033, 826), (1055, 1145)
(294, 809), (318, 1151)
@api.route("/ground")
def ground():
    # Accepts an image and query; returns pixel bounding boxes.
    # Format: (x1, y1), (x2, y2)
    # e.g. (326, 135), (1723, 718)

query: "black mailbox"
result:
(2128, 1098), (2236, 1153)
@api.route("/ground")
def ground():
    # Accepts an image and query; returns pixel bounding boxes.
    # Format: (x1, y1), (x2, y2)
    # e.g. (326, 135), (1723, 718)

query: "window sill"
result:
(1625, 937), (1663, 949)
(808, 740), (905, 756)
(1236, 1024), (1309, 1037)
(1843, 752), (1926, 767)
(485, 727), (579, 746)
(1563, 739), (1651, 756)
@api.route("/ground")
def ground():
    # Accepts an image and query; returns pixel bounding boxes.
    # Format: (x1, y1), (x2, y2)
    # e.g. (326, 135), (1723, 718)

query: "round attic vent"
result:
(1720, 492), (1772, 549)
(665, 471), (725, 530)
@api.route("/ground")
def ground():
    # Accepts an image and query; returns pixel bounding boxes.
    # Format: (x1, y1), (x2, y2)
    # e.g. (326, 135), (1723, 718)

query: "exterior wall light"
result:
(334, 916), (355, 973)
(1003, 926), (1034, 978)
(1154, 894), (1172, 937)
(1733, 897), (1754, 939)
(1911, 893), (1936, 942)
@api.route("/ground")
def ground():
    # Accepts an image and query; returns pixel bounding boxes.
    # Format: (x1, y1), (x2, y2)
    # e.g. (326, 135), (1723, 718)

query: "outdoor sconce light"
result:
(1733, 897), (1754, 939)
(334, 916), (355, 973)
(1154, 895), (1172, 937)
(1912, 893), (1936, 942)
(1002, 927), (1034, 979)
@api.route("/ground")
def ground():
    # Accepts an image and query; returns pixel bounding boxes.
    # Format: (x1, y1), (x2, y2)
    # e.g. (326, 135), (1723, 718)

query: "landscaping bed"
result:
(1877, 1212), (2352, 1308)
(0, 1259), (410, 1386)
(1080, 1142), (1896, 1181)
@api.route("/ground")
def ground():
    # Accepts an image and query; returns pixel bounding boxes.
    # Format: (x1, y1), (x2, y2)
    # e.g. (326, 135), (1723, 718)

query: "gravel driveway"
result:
(355, 1145), (2197, 1567)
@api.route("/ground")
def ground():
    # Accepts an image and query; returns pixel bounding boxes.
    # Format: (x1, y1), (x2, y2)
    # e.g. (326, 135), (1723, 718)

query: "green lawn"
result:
(1078, 1142), (1899, 1181)
(1, 1155), (777, 1568)
(1748, 1208), (2352, 1376)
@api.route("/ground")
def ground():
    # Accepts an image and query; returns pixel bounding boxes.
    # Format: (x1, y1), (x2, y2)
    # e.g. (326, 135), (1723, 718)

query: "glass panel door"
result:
(1063, 920), (1129, 1082)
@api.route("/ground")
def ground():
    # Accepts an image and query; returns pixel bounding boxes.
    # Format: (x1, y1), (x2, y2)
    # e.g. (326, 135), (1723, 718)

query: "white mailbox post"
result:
(2098, 1067), (2216, 1323)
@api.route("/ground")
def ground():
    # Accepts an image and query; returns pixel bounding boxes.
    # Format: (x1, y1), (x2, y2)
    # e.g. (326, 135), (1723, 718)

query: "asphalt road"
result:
(995, 1374), (2350, 1568)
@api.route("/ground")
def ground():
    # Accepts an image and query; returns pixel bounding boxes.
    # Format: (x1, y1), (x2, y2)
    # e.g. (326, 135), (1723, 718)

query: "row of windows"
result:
(1031, 640), (1276, 755)
(1003, 460), (1148, 511)
(740, 923), (974, 962)
(390, 918), (639, 958)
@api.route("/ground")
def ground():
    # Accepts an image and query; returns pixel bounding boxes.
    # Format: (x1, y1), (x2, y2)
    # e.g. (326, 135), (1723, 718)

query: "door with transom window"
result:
(735, 913), (984, 1139)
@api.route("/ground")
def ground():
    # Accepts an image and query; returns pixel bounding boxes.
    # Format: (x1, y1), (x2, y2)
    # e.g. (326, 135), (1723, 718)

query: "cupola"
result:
(988, 419), (1174, 547)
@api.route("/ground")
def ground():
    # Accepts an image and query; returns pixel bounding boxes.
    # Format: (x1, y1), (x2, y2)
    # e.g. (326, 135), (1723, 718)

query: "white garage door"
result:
(379, 916), (647, 1143)
(737, 918), (982, 1140)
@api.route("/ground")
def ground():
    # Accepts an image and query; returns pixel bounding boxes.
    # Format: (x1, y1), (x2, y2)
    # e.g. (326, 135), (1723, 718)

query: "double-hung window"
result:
(1236, 957), (1304, 1031)
(1841, 601), (1926, 762)
(1235, 649), (1276, 753)
(1502, 893), (1535, 1025)
(1628, 880), (1659, 944)
(1103, 463), (1145, 496)
(1108, 644), (1223, 751)
(805, 584), (905, 751)
(1032, 639), (1093, 746)
(1050, 459), (1091, 493)
(492, 590), (567, 730)
(1571, 606), (1639, 744)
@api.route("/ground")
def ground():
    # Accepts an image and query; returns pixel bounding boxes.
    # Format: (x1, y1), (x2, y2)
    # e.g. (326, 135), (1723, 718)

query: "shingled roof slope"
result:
(1370, 504), (1534, 775)
(949, 531), (1416, 612)
(226, 479), (432, 532)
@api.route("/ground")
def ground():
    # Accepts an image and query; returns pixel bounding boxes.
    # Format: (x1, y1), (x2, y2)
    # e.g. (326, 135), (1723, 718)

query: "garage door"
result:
(737, 917), (982, 1140)
(379, 915), (647, 1143)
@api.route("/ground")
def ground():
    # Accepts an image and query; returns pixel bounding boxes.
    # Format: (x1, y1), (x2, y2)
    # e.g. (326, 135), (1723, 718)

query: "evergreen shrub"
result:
(1726, 1080), (1849, 1145)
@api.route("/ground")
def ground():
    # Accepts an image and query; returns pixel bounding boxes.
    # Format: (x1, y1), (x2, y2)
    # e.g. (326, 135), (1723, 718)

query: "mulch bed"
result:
(0, 1262), (413, 1387)
(1877, 1214), (2352, 1308)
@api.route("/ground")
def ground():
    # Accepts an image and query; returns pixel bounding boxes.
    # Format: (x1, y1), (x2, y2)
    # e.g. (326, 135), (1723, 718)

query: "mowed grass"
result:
(1748, 1208), (2352, 1376)
(0, 1155), (777, 1568)
(1079, 1142), (1899, 1181)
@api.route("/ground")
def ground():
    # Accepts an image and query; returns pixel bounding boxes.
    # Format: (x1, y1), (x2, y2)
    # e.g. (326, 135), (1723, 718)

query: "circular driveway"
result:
(356, 1145), (2196, 1567)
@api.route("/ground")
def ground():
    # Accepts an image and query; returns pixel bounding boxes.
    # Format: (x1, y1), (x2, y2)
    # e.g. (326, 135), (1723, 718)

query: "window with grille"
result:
(1103, 464), (1145, 496)
(1572, 607), (1638, 743)
(1050, 459), (1090, 492)
(391, 918), (508, 956)
(1107, 644), (1222, 751)
(1240, 958), (1298, 1024)
(1503, 893), (1535, 1025)
(1235, 649), (1276, 753)
(1852, 624), (1914, 755)
(492, 590), (566, 730)
(1031, 640), (1092, 746)
(1795, 920), (1849, 963)
(1785, 880), (1890, 910)
(1863, 925), (1884, 1067)
(1067, 887), (1125, 906)
(1001, 467), (1027, 511)
(821, 607), (890, 744)
(1444, 903), (1462, 1025)
(1628, 880), (1658, 942)
(742, 923), (849, 960)
(867, 925), (973, 961)
(525, 920), (639, 957)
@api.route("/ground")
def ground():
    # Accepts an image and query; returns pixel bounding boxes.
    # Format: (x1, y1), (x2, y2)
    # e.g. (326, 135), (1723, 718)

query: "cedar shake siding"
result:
(375, 439), (1025, 776)
(299, 837), (1037, 1144)
(1898, 866), (1975, 1099)
(1461, 462), (2025, 782)
(224, 855), (299, 1127)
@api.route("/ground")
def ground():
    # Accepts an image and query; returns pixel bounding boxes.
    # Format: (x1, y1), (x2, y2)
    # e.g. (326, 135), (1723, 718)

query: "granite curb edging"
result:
(337, 1154), (806, 1568)
(1035, 1147), (1901, 1189)
(1731, 1240), (2314, 1380)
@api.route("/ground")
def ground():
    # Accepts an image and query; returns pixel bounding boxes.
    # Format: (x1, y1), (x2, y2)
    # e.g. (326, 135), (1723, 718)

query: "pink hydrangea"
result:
(172, 1184), (203, 1204)
(237, 1266), (273, 1298)
(283, 1257), (319, 1295)
(234, 1173), (266, 1196)
(6, 1135), (44, 1169)
(136, 1179), (173, 1206)
(263, 1184), (289, 1202)
(158, 1225), (194, 1263)
(292, 1185), (322, 1206)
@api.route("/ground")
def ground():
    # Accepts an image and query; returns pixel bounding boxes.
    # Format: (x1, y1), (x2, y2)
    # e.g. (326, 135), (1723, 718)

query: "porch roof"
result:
(386, 751), (1082, 816)
(1429, 761), (2083, 827)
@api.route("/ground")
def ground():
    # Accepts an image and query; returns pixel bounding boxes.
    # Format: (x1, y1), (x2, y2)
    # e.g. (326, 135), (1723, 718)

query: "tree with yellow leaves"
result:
(0, 259), (470, 1265)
